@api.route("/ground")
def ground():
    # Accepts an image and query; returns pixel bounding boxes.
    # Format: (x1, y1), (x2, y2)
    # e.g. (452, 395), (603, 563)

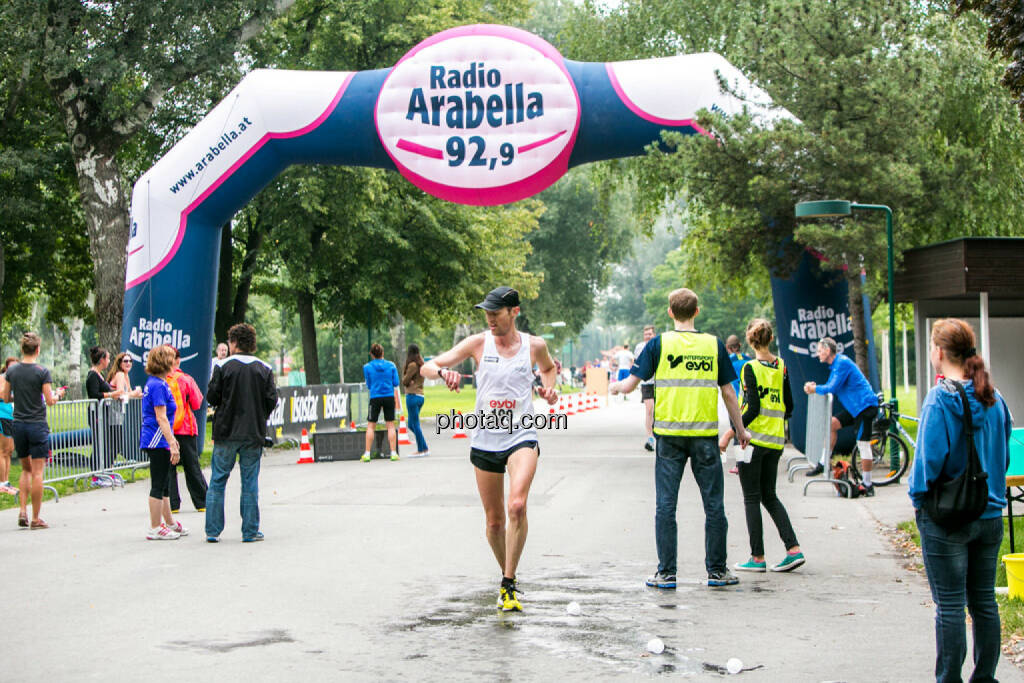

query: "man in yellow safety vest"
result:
(611, 288), (749, 589)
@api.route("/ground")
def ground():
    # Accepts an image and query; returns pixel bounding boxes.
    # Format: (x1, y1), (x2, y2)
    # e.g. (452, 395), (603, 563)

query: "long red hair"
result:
(931, 318), (996, 407)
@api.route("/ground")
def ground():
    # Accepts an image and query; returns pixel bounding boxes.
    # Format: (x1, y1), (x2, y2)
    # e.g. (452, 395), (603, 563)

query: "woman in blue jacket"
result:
(909, 318), (1012, 682)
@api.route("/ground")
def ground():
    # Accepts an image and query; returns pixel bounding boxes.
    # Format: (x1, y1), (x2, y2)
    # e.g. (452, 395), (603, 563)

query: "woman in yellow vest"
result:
(734, 319), (804, 573)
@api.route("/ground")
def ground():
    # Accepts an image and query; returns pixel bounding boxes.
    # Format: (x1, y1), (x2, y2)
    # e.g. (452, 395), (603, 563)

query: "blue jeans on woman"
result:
(405, 394), (428, 452)
(916, 508), (1003, 682)
(205, 441), (262, 540)
(655, 435), (728, 575)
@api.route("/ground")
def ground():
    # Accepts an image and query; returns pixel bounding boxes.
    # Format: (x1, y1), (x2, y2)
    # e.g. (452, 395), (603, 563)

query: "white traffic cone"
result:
(296, 428), (314, 464)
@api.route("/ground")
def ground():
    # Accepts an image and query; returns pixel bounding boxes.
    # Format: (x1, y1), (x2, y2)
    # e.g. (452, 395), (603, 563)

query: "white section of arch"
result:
(125, 69), (352, 289)
(606, 52), (796, 127)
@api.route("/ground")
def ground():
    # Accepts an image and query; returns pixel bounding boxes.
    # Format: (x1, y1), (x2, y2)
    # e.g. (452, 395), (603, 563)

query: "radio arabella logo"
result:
(374, 25), (580, 206)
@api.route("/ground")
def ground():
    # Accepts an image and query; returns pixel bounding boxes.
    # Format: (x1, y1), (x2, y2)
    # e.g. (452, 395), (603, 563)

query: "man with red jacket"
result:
(166, 348), (207, 513)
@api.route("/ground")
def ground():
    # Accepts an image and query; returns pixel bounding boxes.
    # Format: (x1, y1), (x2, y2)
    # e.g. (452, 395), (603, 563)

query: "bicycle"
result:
(848, 395), (916, 487)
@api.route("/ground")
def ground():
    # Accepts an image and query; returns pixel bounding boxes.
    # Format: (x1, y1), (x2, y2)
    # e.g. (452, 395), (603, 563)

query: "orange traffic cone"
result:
(398, 415), (412, 446)
(296, 428), (314, 464)
(566, 394), (576, 415)
(452, 411), (469, 439)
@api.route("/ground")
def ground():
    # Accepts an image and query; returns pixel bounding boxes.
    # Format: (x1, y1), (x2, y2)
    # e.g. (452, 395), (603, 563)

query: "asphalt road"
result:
(3, 396), (1020, 682)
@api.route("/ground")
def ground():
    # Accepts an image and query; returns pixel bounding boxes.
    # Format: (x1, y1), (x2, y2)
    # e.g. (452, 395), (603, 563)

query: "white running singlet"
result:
(472, 331), (538, 451)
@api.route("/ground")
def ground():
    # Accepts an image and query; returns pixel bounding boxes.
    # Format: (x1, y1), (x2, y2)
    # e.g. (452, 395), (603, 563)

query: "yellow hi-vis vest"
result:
(653, 331), (719, 437)
(743, 358), (787, 449)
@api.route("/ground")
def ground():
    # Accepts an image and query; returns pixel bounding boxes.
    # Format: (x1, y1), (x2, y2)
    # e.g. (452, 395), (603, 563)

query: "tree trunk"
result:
(232, 217), (265, 325)
(68, 142), (130, 355)
(297, 290), (320, 385)
(215, 220), (233, 343)
(337, 318), (345, 385)
(845, 268), (871, 378)
(67, 317), (84, 399)
(389, 313), (406, 389)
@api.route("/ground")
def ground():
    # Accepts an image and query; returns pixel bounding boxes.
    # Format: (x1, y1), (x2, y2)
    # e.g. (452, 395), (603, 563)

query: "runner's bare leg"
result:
(503, 446), (539, 578)
(475, 468), (506, 572)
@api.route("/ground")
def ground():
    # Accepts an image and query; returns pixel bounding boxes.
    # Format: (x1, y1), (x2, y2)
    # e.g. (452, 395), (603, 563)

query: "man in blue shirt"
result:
(803, 337), (879, 496)
(362, 343), (401, 462)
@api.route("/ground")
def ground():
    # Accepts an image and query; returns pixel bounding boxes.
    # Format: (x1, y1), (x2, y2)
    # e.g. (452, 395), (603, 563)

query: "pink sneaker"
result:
(168, 520), (189, 536)
(146, 524), (180, 540)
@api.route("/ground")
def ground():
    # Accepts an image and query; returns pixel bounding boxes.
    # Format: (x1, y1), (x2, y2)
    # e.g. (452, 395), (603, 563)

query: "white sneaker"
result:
(407, 450), (430, 458)
(147, 524), (180, 540)
(169, 520), (189, 536)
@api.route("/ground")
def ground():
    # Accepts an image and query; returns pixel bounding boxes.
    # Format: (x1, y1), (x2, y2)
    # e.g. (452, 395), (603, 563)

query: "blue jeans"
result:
(655, 435), (728, 575)
(205, 441), (262, 539)
(916, 508), (1003, 683)
(405, 394), (428, 452)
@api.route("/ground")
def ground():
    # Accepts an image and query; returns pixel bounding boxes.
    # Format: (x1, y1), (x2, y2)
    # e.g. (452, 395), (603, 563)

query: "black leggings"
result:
(737, 445), (799, 557)
(145, 448), (171, 500)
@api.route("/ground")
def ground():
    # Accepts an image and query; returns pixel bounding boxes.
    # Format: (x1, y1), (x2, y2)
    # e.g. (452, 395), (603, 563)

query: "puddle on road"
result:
(163, 628), (295, 654)
(387, 569), (711, 676)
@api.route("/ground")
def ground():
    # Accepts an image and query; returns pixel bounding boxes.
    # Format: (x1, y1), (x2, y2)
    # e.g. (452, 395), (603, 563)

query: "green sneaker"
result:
(771, 552), (805, 573)
(734, 559), (767, 573)
(389, 452), (400, 461)
(360, 453), (371, 462)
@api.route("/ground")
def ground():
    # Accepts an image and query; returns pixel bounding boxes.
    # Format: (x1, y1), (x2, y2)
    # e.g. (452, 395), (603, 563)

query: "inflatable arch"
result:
(121, 24), (791, 395)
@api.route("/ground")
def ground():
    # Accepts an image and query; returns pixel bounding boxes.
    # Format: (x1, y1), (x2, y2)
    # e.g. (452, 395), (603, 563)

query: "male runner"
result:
(421, 286), (559, 612)
(803, 337), (879, 496)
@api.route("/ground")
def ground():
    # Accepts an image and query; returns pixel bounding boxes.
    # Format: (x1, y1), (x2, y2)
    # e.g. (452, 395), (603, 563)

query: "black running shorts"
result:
(836, 405), (879, 441)
(368, 396), (396, 423)
(470, 440), (540, 474)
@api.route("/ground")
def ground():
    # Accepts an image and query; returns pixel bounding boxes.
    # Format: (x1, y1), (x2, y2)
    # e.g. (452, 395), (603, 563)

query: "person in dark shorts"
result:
(804, 336), (880, 496)
(0, 357), (18, 495)
(139, 345), (186, 540)
(1, 333), (66, 529)
(362, 343), (401, 462)
(422, 286), (559, 612)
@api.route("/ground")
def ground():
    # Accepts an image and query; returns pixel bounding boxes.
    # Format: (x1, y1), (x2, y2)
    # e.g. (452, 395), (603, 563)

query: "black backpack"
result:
(924, 382), (989, 530)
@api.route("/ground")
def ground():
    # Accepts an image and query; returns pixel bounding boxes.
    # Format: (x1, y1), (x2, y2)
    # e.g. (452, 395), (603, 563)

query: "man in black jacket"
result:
(205, 323), (279, 543)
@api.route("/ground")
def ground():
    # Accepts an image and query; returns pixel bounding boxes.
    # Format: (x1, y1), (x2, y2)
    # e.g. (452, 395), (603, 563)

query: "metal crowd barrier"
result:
(347, 382), (369, 428)
(35, 397), (149, 502)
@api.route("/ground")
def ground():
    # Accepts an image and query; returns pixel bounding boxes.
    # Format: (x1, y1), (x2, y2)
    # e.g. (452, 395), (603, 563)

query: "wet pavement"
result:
(3, 397), (1022, 681)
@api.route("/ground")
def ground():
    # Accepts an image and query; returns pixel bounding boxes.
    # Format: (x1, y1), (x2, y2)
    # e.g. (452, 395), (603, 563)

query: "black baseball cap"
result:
(474, 286), (520, 311)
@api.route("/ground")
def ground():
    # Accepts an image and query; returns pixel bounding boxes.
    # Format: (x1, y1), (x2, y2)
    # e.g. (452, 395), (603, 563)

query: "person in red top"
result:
(166, 348), (207, 513)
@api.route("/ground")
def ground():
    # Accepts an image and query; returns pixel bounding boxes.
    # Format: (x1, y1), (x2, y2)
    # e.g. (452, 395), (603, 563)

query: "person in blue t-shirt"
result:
(139, 344), (186, 540)
(803, 336), (879, 495)
(362, 343), (402, 462)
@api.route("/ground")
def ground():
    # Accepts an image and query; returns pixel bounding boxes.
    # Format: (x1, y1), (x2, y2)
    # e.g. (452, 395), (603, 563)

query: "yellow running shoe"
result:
(360, 453), (371, 462)
(498, 582), (523, 612)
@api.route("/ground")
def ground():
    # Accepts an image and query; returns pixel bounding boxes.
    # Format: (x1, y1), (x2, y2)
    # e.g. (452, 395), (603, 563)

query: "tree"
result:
(0, 1), (296, 353)
(0, 39), (92, 339)
(955, 0), (1024, 120)
(567, 1), (1024, 374)
(517, 168), (636, 344)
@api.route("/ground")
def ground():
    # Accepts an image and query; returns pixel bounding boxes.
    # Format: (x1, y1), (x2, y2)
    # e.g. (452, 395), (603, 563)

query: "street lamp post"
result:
(796, 200), (898, 465)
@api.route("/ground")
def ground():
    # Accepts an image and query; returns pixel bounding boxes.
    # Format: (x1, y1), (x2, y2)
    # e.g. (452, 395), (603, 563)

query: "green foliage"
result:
(568, 1), (1024, 310)
(955, 0), (1024, 121)
(518, 168), (637, 345)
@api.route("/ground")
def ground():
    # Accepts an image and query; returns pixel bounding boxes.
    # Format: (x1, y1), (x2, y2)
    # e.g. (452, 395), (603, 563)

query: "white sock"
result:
(362, 451), (370, 457)
(857, 441), (872, 485)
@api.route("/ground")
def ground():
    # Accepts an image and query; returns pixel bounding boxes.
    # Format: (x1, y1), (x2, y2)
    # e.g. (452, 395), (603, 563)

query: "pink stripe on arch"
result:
(518, 130), (566, 154)
(128, 244), (144, 256)
(125, 73), (355, 291)
(397, 138), (443, 159)
(604, 63), (711, 138)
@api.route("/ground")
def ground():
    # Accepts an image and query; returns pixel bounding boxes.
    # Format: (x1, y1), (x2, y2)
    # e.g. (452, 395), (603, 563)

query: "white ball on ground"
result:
(566, 601), (581, 616)
(647, 638), (665, 654)
(726, 658), (743, 674)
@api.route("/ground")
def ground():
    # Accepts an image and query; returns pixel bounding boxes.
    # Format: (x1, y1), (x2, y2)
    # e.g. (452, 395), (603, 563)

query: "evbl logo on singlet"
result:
(666, 354), (713, 372)
(757, 385), (781, 402)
